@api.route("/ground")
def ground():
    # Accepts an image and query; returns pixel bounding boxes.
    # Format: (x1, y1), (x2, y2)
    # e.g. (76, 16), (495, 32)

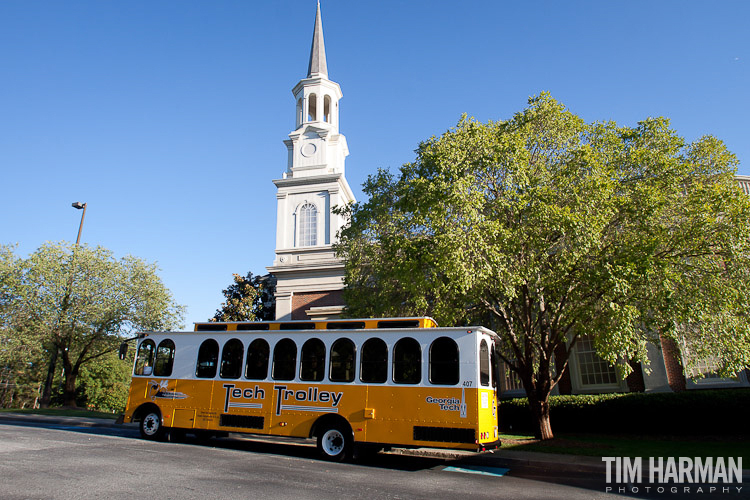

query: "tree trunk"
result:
(40, 346), (59, 408)
(60, 350), (79, 408)
(528, 393), (554, 440)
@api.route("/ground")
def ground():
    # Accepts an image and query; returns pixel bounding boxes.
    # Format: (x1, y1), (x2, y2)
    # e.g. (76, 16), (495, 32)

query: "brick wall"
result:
(660, 335), (687, 392)
(625, 360), (646, 392)
(291, 290), (345, 320)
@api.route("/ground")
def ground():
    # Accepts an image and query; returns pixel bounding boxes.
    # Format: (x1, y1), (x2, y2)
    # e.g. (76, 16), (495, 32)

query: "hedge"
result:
(498, 389), (750, 435)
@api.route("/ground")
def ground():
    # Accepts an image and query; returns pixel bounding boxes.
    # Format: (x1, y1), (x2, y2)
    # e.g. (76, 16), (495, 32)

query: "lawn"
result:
(501, 433), (750, 465)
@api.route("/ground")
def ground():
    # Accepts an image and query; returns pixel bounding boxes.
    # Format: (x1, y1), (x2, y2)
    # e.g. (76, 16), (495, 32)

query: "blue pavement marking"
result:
(443, 465), (510, 477)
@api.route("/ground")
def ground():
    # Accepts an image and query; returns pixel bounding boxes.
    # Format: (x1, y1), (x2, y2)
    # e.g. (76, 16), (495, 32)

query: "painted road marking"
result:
(443, 465), (510, 477)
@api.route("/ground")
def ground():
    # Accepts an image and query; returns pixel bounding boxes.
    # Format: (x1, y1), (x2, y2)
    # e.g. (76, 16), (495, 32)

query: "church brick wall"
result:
(660, 335), (687, 392)
(291, 290), (345, 320)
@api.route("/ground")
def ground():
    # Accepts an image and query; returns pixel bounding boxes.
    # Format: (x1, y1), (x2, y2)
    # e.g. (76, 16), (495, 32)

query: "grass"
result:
(501, 433), (750, 465)
(0, 407), (120, 420)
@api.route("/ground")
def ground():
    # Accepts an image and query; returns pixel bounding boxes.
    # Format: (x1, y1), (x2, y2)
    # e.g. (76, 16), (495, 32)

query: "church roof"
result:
(307, 2), (328, 78)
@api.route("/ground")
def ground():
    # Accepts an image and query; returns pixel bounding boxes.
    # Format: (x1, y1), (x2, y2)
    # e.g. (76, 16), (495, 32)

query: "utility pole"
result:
(40, 202), (87, 408)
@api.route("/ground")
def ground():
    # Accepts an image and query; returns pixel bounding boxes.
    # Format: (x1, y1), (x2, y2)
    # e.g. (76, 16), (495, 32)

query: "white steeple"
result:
(268, 3), (355, 321)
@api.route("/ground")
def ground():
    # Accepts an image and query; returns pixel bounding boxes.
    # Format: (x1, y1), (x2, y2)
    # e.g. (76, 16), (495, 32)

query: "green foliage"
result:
(76, 352), (132, 412)
(0, 242), (184, 408)
(211, 272), (275, 322)
(499, 389), (750, 435)
(335, 92), (750, 437)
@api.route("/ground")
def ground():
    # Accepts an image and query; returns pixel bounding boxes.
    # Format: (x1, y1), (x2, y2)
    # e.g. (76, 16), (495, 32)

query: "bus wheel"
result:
(317, 423), (352, 462)
(140, 410), (165, 440)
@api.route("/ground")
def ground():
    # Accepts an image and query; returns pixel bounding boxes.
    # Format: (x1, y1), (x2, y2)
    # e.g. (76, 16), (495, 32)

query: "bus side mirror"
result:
(118, 342), (128, 360)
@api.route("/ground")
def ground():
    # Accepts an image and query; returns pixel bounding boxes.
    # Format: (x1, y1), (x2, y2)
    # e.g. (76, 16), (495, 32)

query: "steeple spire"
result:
(307, 1), (328, 78)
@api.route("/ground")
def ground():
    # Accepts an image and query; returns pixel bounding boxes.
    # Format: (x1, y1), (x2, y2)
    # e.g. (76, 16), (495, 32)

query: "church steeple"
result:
(269, 3), (355, 321)
(307, 2), (328, 78)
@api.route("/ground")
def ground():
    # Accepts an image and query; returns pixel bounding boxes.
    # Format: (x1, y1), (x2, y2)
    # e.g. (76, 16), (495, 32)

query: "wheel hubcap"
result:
(322, 429), (344, 456)
(143, 413), (160, 436)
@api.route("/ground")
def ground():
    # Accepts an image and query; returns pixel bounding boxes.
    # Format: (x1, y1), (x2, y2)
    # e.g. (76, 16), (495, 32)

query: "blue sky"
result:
(1, 1), (748, 327)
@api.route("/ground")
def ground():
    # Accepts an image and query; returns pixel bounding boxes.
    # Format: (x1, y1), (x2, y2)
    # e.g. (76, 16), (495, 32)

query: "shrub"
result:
(498, 389), (750, 435)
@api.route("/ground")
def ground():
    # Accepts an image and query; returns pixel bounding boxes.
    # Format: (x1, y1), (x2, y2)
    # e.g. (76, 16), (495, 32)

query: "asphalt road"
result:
(0, 421), (628, 500)
(1, 421), (745, 500)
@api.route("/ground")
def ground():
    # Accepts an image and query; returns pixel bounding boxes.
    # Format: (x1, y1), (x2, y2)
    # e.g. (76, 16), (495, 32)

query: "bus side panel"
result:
(363, 386), (479, 450)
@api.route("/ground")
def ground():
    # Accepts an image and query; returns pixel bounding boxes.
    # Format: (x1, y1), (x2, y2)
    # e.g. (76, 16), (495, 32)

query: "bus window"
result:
(245, 339), (270, 380)
(134, 339), (155, 376)
(429, 337), (459, 385)
(393, 337), (421, 384)
(491, 343), (500, 388)
(153, 339), (175, 377)
(196, 339), (219, 378)
(479, 339), (490, 387)
(360, 338), (387, 383)
(329, 338), (355, 382)
(300, 338), (325, 382)
(272, 338), (297, 381)
(220, 338), (244, 379)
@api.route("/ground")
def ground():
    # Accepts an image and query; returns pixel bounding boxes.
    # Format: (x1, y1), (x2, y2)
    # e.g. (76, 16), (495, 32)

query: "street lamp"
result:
(71, 202), (87, 245)
(39, 201), (88, 408)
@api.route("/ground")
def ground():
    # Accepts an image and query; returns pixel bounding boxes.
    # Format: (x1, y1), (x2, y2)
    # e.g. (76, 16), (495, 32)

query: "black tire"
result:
(139, 409), (165, 441)
(316, 423), (353, 462)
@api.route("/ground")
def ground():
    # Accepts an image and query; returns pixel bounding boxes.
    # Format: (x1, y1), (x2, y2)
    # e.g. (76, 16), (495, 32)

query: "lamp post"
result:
(39, 202), (88, 408)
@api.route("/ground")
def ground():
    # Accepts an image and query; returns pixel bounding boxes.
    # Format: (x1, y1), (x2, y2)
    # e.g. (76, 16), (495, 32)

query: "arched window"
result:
(272, 338), (297, 381)
(220, 338), (244, 379)
(296, 97), (303, 127)
(298, 202), (318, 247)
(308, 93), (317, 121)
(479, 339), (490, 387)
(360, 338), (387, 383)
(393, 337), (421, 384)
(196, 339), (219, 378)
(429, 337), (459, 385)
(323, 95), (331, 123)
(134, 339), (155, 376)
(153, 339), (175, 377)
(245, 338), (270, 380)
(300, 338), (325, 381)
(329, 338), (355, 382)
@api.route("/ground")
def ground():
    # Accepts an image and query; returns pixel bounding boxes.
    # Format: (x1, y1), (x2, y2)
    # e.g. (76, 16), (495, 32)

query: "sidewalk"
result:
(1, 412), (746, 480)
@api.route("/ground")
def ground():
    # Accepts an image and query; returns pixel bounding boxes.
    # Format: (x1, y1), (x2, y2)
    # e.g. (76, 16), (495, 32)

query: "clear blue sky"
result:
(2, 1), (748, 327)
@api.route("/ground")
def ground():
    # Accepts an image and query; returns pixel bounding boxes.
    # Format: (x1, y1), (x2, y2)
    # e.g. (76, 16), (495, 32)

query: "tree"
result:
(1, 242), (184, 407)
(211, 272), (276, 322)
(335, 93), (750, 439)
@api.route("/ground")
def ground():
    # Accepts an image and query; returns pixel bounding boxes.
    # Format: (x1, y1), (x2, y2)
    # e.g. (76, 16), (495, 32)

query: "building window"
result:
(575, 336), (618, 386)
(298, 202), (318, 247)
(308, 93), (317, 121)
(153, 339), (175, 377)
(323, 95), (331, 123)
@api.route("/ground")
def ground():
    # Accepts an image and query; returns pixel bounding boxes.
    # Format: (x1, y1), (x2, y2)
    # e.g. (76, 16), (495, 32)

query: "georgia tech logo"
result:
(149, 380), (189, 401)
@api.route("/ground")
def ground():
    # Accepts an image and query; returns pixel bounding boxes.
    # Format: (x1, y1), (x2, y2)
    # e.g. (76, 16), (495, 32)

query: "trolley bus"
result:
(121, 317), (501, 461)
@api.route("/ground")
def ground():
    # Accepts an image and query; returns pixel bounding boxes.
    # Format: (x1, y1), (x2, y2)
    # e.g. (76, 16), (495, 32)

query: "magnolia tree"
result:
(211, 272), (276, 322)
(0, 242), (184, 408)
(335, 93), (750, 439)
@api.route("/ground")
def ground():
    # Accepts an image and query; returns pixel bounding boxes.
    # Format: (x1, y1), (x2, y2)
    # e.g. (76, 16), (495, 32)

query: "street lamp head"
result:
(72, 202), (86, 210)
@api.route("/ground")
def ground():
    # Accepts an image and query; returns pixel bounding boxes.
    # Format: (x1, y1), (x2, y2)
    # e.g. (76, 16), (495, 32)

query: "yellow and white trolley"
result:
(121, 317), (501, 460)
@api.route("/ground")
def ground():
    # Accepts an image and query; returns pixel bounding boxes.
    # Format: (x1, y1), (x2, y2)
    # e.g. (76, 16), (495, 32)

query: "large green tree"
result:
(335, 93), (750, 439)
(211, 272), (276, 322)
(1, 242), (184, 408)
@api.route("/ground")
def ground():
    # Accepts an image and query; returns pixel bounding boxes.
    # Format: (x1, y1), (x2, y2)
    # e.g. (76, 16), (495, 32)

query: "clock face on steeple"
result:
(301, 143), (317, 158)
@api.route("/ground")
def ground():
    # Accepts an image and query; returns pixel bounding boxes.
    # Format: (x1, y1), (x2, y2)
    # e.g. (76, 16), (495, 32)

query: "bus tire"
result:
(139, 409), (165, 441)
(316, 422), (352, 462)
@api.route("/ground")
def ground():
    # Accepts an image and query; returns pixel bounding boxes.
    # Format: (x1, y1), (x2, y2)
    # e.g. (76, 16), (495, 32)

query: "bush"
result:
(498, 389), (750, 435)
